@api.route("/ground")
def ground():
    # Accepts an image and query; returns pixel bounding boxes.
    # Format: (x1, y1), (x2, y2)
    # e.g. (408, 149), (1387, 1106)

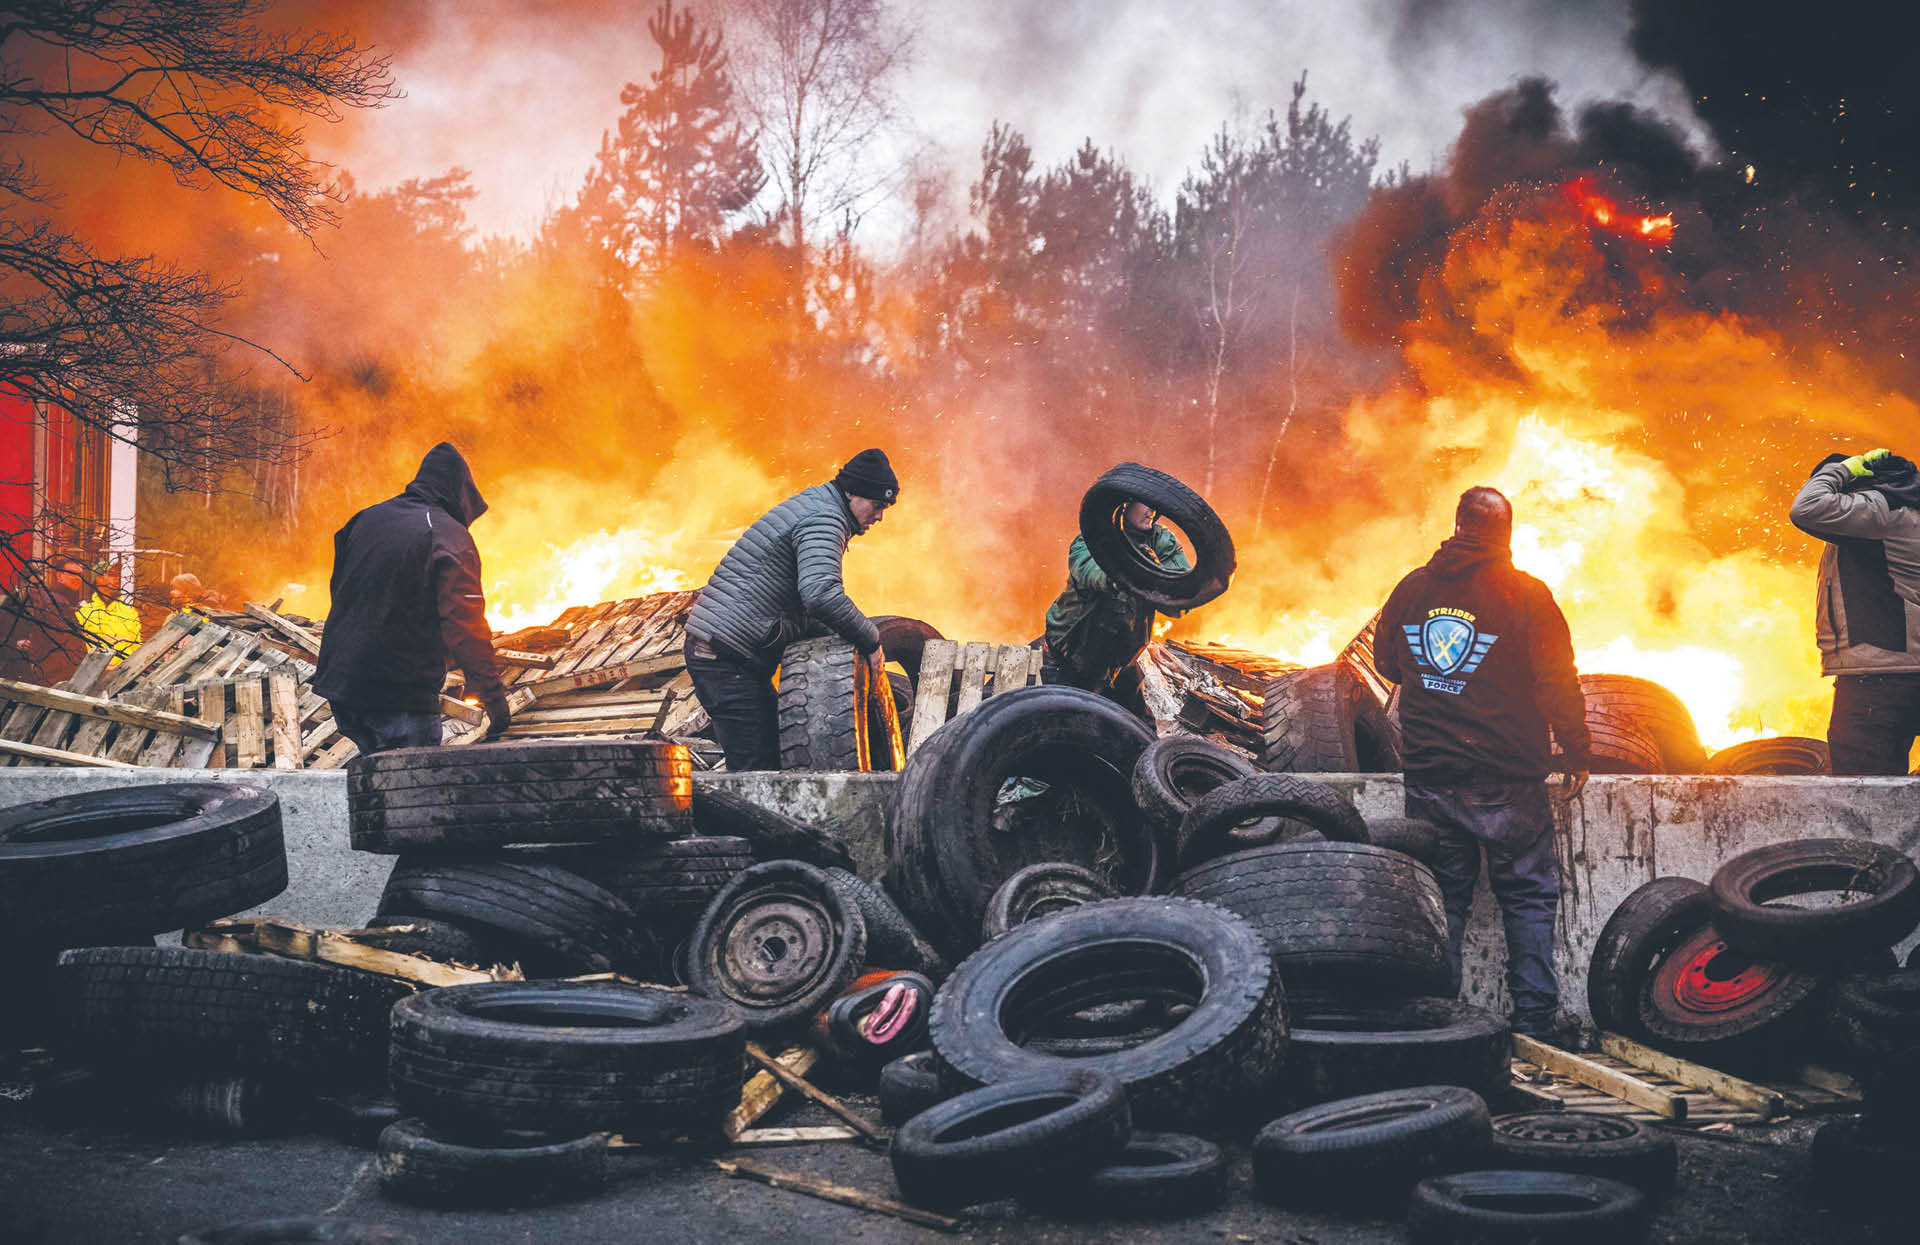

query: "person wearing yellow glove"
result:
(75, 562), (143, 663)
(1789, 448), (1920, 774)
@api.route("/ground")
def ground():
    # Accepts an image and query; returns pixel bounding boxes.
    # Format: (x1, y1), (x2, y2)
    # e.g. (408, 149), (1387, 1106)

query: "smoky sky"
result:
(306, 0), (1704, 242)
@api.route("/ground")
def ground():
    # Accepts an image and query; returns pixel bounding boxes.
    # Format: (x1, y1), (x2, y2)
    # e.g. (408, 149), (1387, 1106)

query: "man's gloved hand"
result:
(1843, 448), (1893, 478)
(481, 690), (512, 741)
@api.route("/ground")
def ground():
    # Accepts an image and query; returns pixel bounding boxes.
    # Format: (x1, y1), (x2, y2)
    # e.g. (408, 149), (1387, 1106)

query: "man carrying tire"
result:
(1042, 501), (1190, 716)
(685, 449), (897, 771)
(1788, 448), (1920, 775)
(1375, 486), (1589, 1043)
(314, 442), (510, 755)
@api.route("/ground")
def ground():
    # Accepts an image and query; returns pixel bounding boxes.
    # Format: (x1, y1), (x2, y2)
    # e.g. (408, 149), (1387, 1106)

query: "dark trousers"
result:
(1829, 673), (1920, 775)
(1040, 642), (1152, 722)
(1404, 780), (1562, 1034)
(685, 642), (779, 771)
(330, 704), (443, 756)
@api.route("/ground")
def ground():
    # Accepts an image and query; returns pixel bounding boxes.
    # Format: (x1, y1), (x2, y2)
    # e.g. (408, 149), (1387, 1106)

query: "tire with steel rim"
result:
(1487, 1112), (1676, 1197)
(687, 860), (867, 1032)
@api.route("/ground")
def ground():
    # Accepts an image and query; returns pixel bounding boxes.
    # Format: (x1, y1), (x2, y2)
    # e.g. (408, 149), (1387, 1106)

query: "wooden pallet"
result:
(498, 590), (698, 694)
(1511, 1031), (1863, 1126)
(0, 666), (222, 768)
(95, 611), (313, 701)
(904, 640), (1044, 755)
(125, 672), (361, 769)
(185, 917), (521, 988)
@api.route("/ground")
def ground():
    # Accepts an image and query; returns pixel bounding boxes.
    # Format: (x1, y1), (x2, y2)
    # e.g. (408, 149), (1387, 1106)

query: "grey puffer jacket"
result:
(688, 482), (880, 669)
(1790, 461), (1920, 676)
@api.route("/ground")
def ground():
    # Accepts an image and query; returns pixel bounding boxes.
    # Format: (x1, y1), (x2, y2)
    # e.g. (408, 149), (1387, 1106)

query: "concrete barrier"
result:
(3, 766), (1915, 1023)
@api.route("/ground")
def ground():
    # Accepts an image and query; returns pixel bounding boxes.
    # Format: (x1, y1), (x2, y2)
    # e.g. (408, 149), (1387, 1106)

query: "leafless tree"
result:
(1, 1), (394, 659)
(729, 0), (915, 272)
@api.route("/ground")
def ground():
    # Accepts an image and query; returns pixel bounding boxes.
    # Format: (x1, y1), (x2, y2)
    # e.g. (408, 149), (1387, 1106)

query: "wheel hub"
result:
(716, 891), (836, 1004)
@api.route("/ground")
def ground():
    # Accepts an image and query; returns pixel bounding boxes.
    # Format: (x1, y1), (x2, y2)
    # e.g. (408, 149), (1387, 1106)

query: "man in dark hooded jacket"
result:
(1375, 486), (1589, 1042)
(314, 443), (509, 754)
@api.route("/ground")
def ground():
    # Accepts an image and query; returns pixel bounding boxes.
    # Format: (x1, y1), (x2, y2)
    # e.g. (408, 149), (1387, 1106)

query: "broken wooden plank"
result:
(1599, 1031), (1784, 1121)
(0, 677), (220, 739)
(1513, 1034), (1687, 1121)
(96, 613), (199, 695)
(712, 1158), (959, 1233)
(1794, 1065), (1863, 1099)
(517, 654), (686, 700)
(905, 639), (957, 755)
(494, 648), (558, 670)
(0, 738), (135, 768)
(744, 1041), (887, 1145)
(727, 1045), (821, 1139)
(231, 678), (267, 768)
(268, 674), (302, 770)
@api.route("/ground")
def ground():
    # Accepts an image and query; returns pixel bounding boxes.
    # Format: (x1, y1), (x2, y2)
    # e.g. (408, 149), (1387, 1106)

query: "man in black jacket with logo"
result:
(314, 443), (510, 755)
(1375, 486), (1590, 1041)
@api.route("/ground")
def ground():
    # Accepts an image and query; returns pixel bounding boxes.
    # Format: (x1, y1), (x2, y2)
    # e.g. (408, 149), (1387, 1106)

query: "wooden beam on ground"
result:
(0, 676), (219, 739)
(1599, 1031), (1785, 1121)
(1513, 1034), (1688, 1121)
(727, 1045), (819, 1139)
(744, 1042), (887, 1145)
(439, 695), (485, 726)
(0, 738), (135, 768)
(711, 1158), (959, 1233)
(517, 654), (686, 700)
(242, 602), (321, 657)
(1795, 1065), (1863, 1099)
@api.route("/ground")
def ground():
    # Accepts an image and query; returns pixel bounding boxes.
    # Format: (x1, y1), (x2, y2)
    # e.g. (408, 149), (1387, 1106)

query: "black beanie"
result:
(835, 448), (899, 503)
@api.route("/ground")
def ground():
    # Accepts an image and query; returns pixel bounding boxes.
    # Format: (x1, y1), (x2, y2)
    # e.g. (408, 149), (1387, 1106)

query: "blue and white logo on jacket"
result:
(1403, 608), (1498, 696)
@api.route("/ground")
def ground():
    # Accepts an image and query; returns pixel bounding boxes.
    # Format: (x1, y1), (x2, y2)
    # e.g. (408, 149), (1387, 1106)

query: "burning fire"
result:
(1564, 176), (1675, 245)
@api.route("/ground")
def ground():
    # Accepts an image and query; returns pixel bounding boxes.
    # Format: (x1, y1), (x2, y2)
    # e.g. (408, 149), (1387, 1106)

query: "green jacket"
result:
(1043, 528), (1189, 675)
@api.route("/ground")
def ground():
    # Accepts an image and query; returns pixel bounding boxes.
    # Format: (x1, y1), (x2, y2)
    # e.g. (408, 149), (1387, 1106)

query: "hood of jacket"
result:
(1425, 532), (1512, 580)
(402, 442), (487, 526)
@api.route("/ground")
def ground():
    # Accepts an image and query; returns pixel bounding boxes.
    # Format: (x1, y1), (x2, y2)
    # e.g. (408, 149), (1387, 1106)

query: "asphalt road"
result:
(0, 1091), (1907, 1245)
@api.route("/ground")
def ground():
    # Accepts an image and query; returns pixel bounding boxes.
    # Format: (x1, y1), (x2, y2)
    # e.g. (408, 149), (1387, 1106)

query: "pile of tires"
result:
(0, 783), (355, 1135)
(1704, 736), (1831, 776)
(379, 979), (745, 1207)
(1588, 840), (1920, 1074)
(1811, 968), (1920, 1219)
(1258, 661), (1401, 774)
(351, 739), (752, 982)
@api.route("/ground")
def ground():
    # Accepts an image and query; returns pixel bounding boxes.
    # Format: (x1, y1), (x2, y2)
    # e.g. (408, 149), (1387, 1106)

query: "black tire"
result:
(687, 860), (867, 1032)
(1808, 1117), (1908, 1216)
(376, 857), (641, 977)
(929, 897), (1285, 1130)
(1259, 663), (1401, 773)
(56, 947), (410, 1085)
(889, 1069), (1131, 1210)
(1078, 462), (1234, 611)
(1131, 734), (1262, 833)
(1486, 1112), (1677, 1197)
(376, 1117), (608, 1208)
(388, 980), (744, 1137)
(1556, 708), (1664, 775)
(511, 836), (753, 932)
(1833, 970), (1920, 1064)
(879, 1050), (949, 1125)
(825, 868), (945, 977)
(980, 862), (1118, 942)
(822, 970), (934, 1060)
(1284, 998), (1511, 1105)
(1172, 842), (1451, 1001)
(1252, 1085), (1491, 1210)
(0, 784), (285, 943)
(1587, 877), (1710, 1037)
(1710, 839), (1920, 963)
(1020, 1131), (1228, 1219)
(873, 616), (944, 684)
(1366, 816), (1446, 869)
(312, 1093), (403, 1150)
(777, 636), (871, 772)
(1408, 1170), (1649, 1243)
(360, 917), (494, 967)
(348, 740), (692, 853)
(691, 785), (856, 872)
(1577, 675), (1708, 773)
(176, 1220), (411, 1245)
(159, 1075), (300, 1137)
(1176, 772), (1370, 871)
(1705, 736), (1831, 776)
(886, 684), (1160, 958)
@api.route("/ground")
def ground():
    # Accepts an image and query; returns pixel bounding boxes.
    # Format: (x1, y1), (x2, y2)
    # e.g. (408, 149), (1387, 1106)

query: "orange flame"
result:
(1564, 176), (1675, 245)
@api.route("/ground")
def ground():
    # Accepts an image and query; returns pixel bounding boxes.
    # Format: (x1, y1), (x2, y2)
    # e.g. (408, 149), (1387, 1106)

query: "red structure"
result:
(1, 385), (123, 590)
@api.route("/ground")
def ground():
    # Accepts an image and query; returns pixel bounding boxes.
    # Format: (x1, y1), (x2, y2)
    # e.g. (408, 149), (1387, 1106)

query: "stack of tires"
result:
(379, 979), (746, 1207)
(350, 740), (752, 981)
(780, 616), (941, 775)
(1589, 840), (1920, 1075)
(0, 783), (400, 1134)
